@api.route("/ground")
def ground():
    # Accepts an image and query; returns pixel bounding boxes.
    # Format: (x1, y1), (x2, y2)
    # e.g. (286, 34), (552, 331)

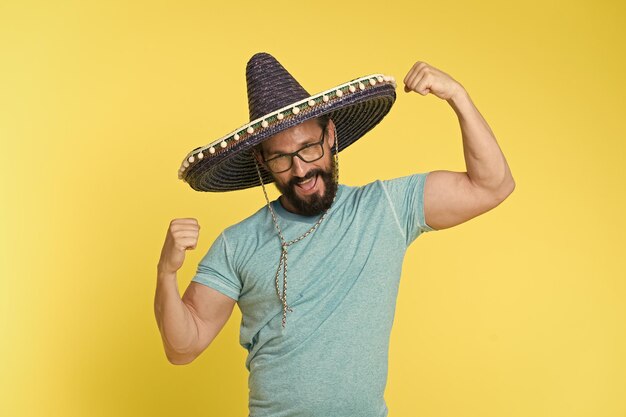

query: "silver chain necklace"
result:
(254, 127), (340, 329)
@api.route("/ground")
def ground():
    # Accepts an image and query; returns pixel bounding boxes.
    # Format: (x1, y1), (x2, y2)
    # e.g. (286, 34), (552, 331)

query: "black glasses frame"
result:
(263, 130), (326, 173)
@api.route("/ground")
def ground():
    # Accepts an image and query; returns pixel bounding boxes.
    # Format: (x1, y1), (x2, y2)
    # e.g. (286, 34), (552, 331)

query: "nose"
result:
(290, 155), (308, 177)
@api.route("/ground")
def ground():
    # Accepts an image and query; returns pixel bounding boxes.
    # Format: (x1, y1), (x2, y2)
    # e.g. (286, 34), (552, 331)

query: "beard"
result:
(274, 157), (338, 217)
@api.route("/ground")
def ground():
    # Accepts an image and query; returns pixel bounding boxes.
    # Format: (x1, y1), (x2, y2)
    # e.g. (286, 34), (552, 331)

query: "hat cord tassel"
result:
(253, 125), (340, 329)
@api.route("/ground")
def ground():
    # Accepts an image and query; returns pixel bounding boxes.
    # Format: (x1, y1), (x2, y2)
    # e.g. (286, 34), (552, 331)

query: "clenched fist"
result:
(403, 61), (463, 101)
(158, 218), (201, 275)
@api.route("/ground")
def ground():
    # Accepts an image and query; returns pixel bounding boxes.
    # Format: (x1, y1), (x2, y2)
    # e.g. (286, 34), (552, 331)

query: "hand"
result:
(403, 61), (464, 101)
(158, 218), (201, 275)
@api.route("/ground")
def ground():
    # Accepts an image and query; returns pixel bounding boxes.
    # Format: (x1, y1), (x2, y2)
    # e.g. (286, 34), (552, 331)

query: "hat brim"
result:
(180, 74), (397, 192)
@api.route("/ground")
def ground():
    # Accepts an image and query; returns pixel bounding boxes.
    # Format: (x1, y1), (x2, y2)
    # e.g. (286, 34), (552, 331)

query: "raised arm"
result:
(403, 61), (515, 230)
(154, 218), (236, 365)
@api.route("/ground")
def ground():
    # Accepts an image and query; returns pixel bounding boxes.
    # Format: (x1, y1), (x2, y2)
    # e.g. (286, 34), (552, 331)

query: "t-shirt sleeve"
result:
(191, 231), (242, 301)
(380, 172), (436, 246)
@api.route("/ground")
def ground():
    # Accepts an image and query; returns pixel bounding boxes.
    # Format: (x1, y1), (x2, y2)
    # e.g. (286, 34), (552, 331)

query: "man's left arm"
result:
(403, 61), (516, 231)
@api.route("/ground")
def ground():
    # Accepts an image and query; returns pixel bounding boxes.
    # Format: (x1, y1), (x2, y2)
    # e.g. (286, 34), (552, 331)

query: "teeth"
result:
(296, 175), (317, 190)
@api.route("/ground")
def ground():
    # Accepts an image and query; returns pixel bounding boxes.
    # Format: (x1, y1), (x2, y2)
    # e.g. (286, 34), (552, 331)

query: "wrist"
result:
(447, 84), (468, 105)
(446, 86), (472, 116)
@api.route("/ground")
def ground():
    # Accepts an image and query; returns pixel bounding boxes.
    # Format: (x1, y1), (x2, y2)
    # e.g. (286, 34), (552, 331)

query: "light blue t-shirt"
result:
(192, 173), (435, 417)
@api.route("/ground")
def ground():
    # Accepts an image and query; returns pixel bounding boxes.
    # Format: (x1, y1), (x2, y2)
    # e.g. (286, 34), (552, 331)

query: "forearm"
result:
(447, 88), (515, 194)
(154, 269), (199, 362)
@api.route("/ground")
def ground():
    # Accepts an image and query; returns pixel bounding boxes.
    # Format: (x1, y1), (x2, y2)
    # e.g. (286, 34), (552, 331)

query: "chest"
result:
(235, 205), (406, 321)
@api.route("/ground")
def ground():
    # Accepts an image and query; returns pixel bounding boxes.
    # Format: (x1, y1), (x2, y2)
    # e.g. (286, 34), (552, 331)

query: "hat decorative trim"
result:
(178, 73), (396, 179)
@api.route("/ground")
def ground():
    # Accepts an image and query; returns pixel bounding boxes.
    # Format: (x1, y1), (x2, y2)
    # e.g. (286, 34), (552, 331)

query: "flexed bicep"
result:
(423, 170), (510, 231)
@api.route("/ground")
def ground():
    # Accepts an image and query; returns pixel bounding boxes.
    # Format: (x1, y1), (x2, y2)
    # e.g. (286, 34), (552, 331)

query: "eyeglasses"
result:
(263, 130), (326, 173)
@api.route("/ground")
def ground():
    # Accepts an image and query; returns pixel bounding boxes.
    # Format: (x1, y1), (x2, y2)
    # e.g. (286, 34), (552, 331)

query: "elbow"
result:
(166, 351), (197, 365)
(168, 358), (194, 366)
(164, 344), (199, 365)
(495, 176), (515, 202)
(477, 176), (515, 205)
(492, 157), (516, 201)
(505, 175), (516, 196)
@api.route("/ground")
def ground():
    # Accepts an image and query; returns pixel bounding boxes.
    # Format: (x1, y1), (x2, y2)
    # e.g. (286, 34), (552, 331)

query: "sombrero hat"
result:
(178, 52), (397, 192)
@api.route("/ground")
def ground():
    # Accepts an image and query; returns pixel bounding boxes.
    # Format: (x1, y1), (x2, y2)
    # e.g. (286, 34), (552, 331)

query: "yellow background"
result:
(1, 0), (625, 416)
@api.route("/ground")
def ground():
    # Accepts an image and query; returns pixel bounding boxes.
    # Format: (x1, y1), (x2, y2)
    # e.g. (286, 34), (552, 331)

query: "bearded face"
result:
(256, 118), (338, 216)
(272, 156), (337, 216)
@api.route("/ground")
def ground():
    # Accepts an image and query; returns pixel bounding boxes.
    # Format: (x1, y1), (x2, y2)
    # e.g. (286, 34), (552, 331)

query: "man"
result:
(154, 52), (514, 417)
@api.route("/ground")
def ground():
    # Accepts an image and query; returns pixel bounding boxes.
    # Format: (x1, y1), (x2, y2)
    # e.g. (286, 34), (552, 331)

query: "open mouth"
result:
(294, 174), (318, 194)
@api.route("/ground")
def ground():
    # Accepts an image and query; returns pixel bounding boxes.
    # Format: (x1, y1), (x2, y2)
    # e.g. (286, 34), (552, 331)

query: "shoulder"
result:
(338, 179), (388, 201)
(221, 204), (270, 242)
(379, 172), (429, 186)
(331, 181), (389, 214)
(338, 180), (384, 196)
(338, 174), (430, 207)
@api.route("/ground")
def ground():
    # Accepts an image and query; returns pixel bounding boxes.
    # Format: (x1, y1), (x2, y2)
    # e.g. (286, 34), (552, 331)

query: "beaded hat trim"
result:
(178, 53), (397, 192)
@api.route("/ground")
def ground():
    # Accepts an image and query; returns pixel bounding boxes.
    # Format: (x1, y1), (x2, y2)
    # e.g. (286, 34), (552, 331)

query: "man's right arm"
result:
(153, 218), (236, 365)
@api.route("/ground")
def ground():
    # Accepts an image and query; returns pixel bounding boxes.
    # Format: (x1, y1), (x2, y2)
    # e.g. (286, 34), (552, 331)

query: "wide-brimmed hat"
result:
(178, 52), (397, 192)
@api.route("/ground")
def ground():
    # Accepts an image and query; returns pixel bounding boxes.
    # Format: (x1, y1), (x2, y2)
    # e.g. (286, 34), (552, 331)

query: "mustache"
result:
(288, 169), (325, 188)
